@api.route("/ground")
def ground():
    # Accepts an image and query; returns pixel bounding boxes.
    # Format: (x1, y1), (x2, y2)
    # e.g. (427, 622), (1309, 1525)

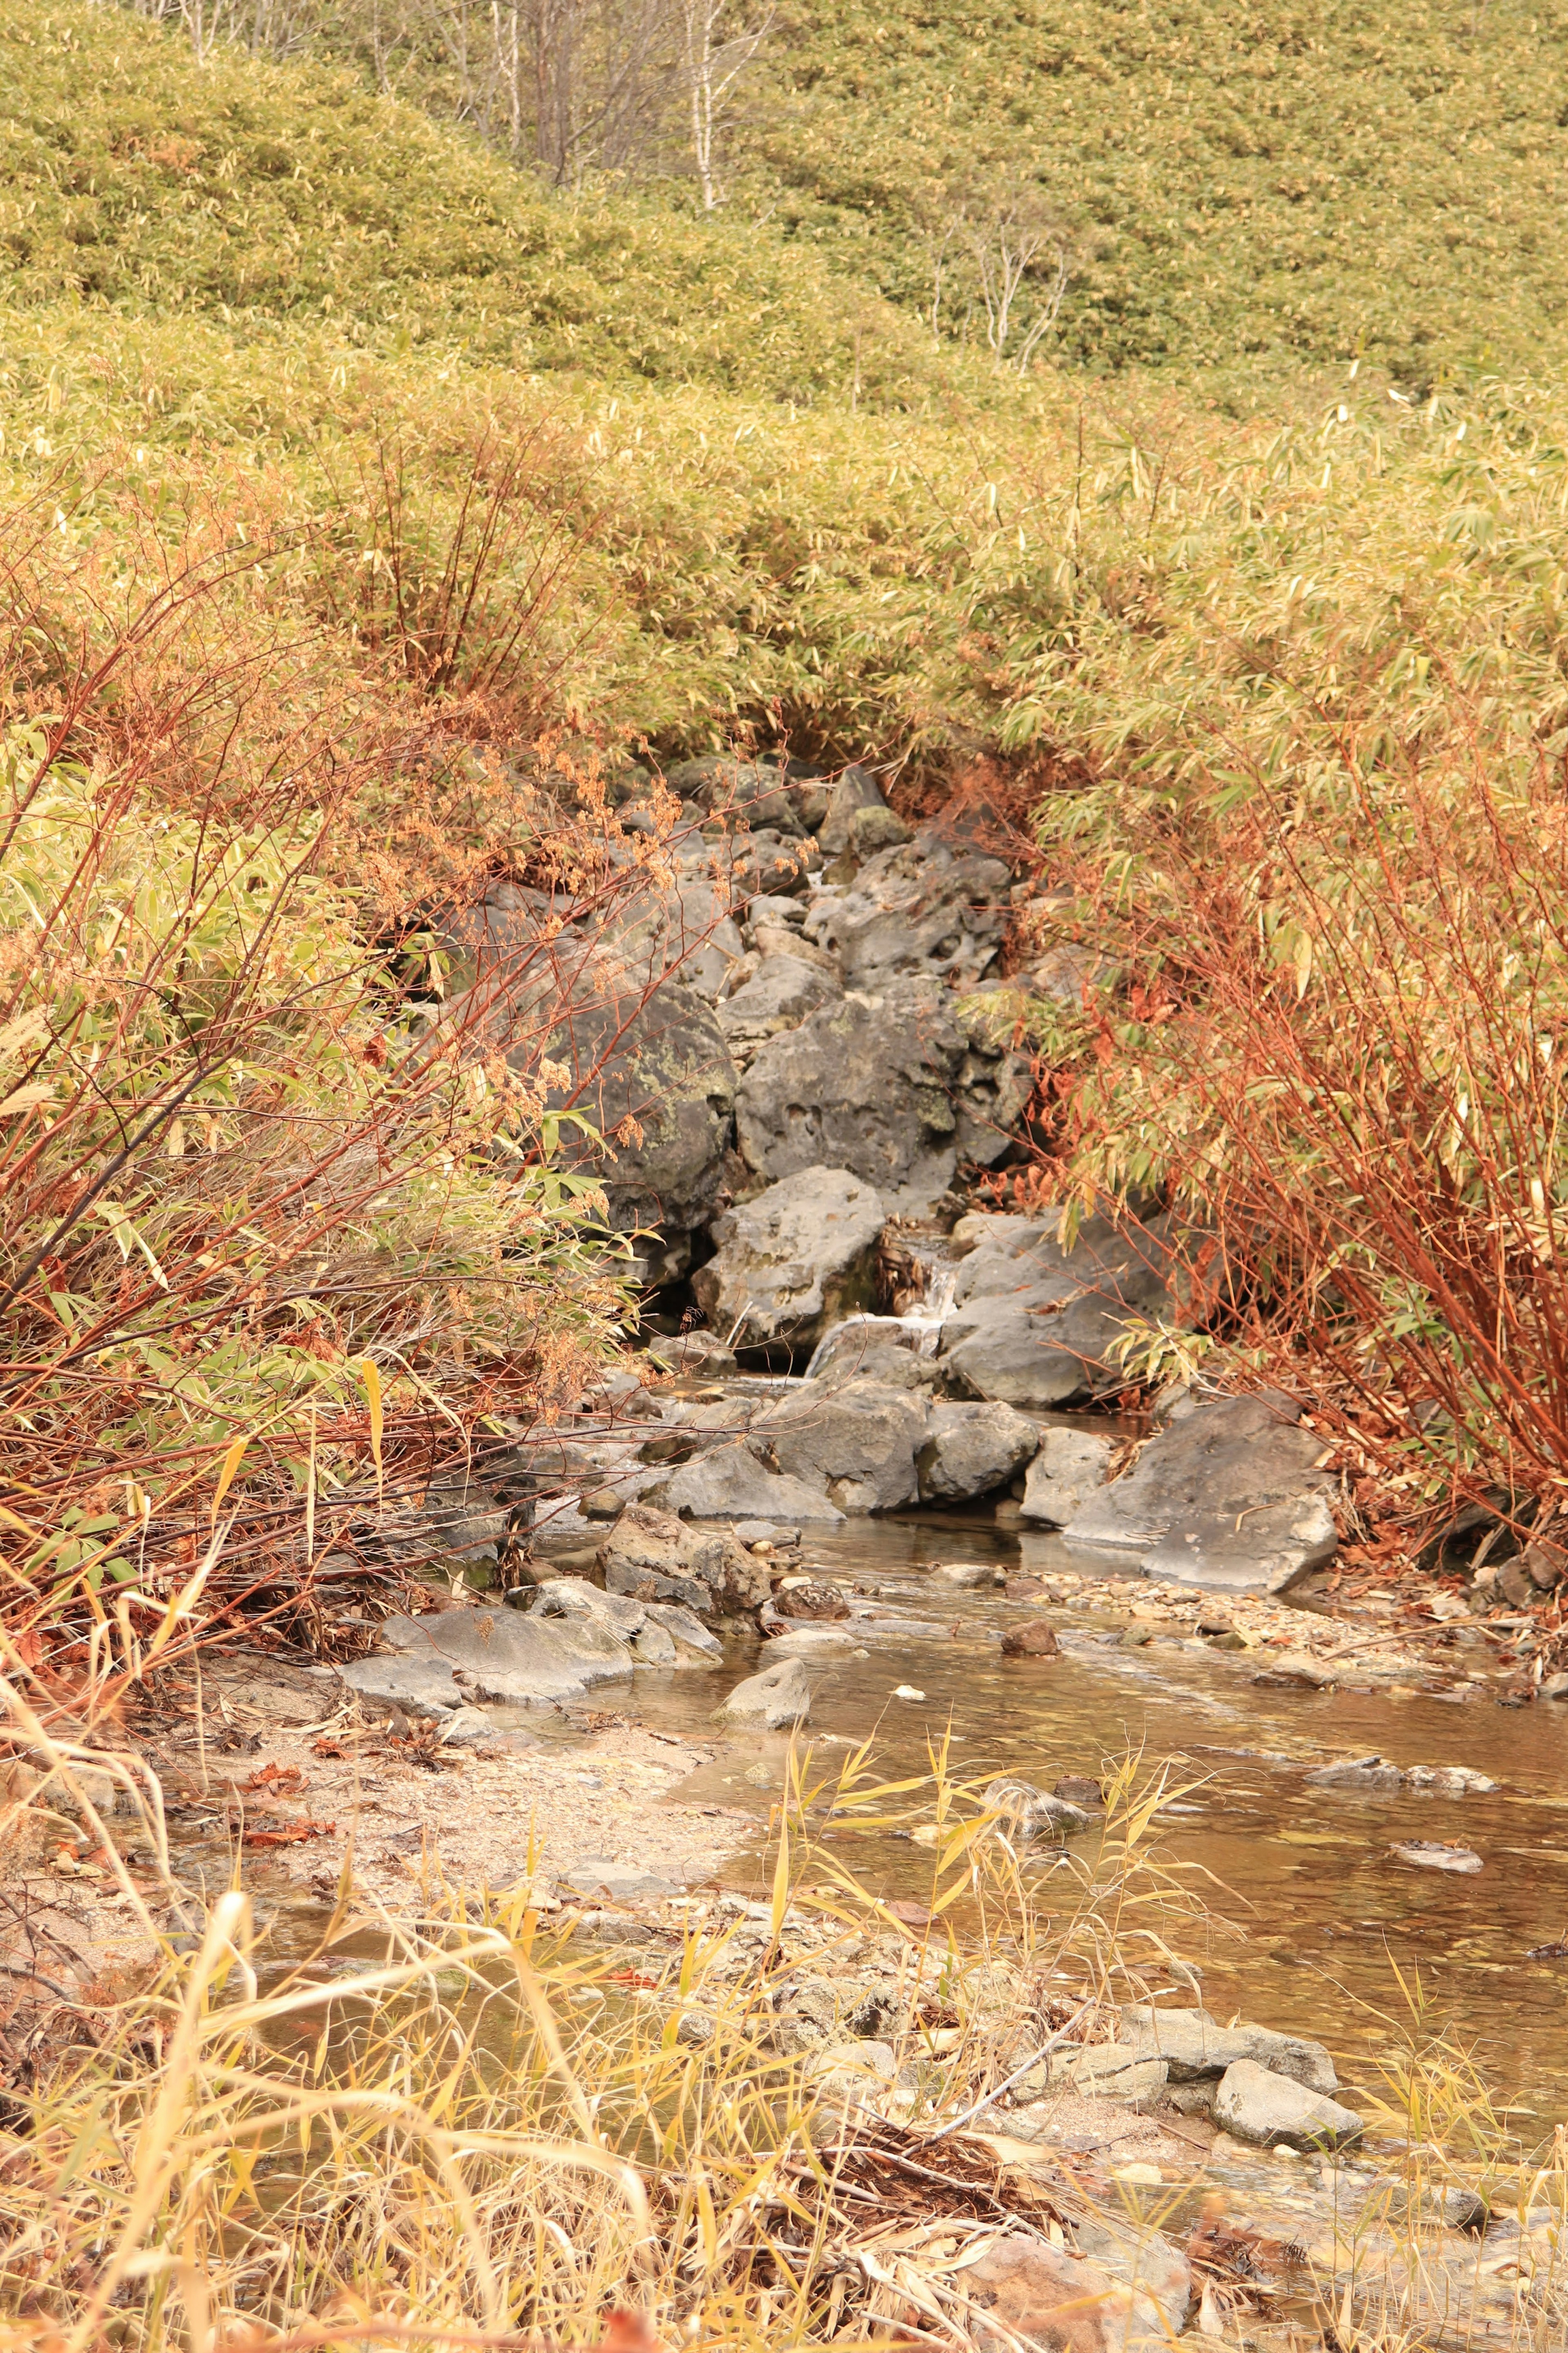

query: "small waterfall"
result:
(802, 1262), (960, 1380)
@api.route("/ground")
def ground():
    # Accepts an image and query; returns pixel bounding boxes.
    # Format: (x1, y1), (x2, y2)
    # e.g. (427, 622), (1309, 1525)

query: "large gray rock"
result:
(1213, 2058), (1363, 2150)
(936, 1209), (1183, 1409)
(918, 1400), (1040, 1503)
(713, 1655), (812, 1727)
(650, 1444), (846, 1523)
(342, 1606), (632, 1714)
(1072, 2217), (1194, 2340)
(1062, 1391), (1337, 1593)
(440, 874), (742, 1284)
(805, 834), (1011, 988)
(735, 977), (1029, 1211)
(668, 754), (808, 837)
(597, 1502), (770, 1614)
(816, 764), (889, 854)
(717, 955), (842, 1067)
(754, 1378), (930, 1512)
(691, 1167), (884, 1356)
(1120, 2006), (1337, 2093)
(1021, 1427), (1115, 1524)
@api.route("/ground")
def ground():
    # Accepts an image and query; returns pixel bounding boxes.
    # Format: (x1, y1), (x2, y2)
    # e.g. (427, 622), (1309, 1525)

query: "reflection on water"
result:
(621, 1513), (1568, 2122)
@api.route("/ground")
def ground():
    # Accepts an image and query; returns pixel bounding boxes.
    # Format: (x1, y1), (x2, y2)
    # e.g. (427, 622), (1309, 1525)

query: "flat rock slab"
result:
(559, 1856), (682, 1906)
(1121, 2005), (1337, 2093)
(1062, 1390), (1336, 1593)
(1390, 1840), (1483, 1873)
(1213, 2057), (1363, 2150)
(343, 1606), (633, 1713)
(649, 1444), (846, 1522)
(1309, 1755), (1497, 1795)
(527, 1579), (722, 1662)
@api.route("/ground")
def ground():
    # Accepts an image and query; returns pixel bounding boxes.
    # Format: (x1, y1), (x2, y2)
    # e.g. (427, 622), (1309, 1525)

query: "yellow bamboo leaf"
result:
(211, 1434), (249, 1526)
(769, 1808), (791, 1941)
(356, 1358), (384, 1502)
(1293, 929), (1313, 999)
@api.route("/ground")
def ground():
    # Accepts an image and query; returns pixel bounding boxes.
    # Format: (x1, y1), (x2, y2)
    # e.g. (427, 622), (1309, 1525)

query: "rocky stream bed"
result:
(12, 758), (1568, 2351)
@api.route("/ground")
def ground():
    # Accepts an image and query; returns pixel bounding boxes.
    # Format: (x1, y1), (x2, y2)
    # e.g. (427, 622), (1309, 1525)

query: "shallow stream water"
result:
(613, 1512), (1568, 2126)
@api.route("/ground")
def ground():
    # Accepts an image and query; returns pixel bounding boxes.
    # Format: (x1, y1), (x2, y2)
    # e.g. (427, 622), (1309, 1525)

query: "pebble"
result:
(1001, 1620), (1060, 1657)
(893, 1684), (926, 1702)
(1390, 1840), (1483, 1873)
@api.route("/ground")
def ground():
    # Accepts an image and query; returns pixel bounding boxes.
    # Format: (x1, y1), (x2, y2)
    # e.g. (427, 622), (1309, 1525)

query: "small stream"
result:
(612, 1512), (1568, 2126)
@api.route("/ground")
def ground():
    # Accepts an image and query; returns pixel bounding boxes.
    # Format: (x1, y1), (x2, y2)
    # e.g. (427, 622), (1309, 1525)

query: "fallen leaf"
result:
(244, 1762), (304, 1793)
(244, 1817), (337, 1847)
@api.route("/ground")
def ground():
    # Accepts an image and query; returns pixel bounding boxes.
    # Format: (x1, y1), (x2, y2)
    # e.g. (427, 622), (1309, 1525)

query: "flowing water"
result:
(617, 1512), (1568, 2124)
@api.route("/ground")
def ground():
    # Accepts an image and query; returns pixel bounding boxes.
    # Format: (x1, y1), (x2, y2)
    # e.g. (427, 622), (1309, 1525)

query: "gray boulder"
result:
(691, 1167), (884, 1356)
(713, 1655), (812, 1728)
(440, 875), (742, 1285)
(805, 834), (1011, 989)
(1213, 2058), (1363, 2150)
(1021, 1426), (1115, 1524)
(754, 1378), (930, 1512)
(342, 1606), (633, 1714)
(918, 1400), (1040, 1503)
(667, 754), (808, 837)
(816, 764), (889, 854)
(1120, 2005), (1337, 2093)
(650, 1444), (846, 1523)
(846, 805), (911, 857)
(717, 955), (842, 1068)
(1062, 1391), (1337, 1593)
(736, 977), (1029, 1211)
(936, 1209), (1183, 1410)
(596, 1502), (770, 1614)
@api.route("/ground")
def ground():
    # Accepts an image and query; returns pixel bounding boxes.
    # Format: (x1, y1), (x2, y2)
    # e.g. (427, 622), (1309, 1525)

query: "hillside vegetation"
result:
(1, 2), (948, 407)
(742, 0), (1568, 384)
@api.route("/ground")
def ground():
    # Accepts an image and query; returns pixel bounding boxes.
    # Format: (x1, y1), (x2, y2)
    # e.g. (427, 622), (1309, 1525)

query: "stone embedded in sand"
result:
(342, 1606), (633, 1713)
